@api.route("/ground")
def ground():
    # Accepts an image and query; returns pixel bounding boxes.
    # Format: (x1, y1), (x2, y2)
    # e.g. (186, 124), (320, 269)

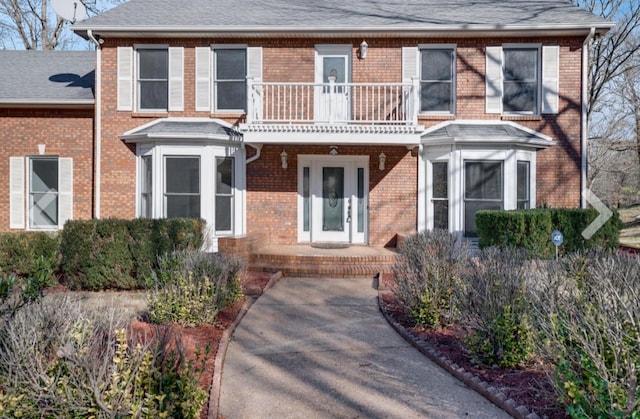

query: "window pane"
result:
(140, 156), (152, 218)
(216, 157), (234, 195)
(31, 159), (58, 193)
(217, 81), (246, 110)
(166, 195), (200, 218)
(503, 81), (536, 113)
(165, 157), (199, 194)
(31, 192), (58, 227)
(303, 167), (310, 232)
(322, 167), (344, 232)
(517, 160), (530, 209)
(216, 196), (232, 231)
(464, 200), (502, 237)
(139, 81), (168, 110)
(323, 57), (346, 83)
(421, 49), (452, 81)
(139, 49), (168, 79)
(216, 49), (246, 79)
(465, 162), (502, 200)
(504, 49), (537, 81)
(433, 200), (448, 230)
(421, 82), (451, 112)
(432, 162), (448, 199)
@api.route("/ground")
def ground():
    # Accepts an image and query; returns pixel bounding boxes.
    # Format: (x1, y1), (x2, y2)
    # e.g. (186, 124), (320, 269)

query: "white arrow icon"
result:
(582, 188), (613, 240)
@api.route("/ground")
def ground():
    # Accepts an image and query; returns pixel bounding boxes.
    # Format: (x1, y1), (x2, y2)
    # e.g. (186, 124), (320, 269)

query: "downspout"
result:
(87, 30), (102, 219)
(581, 27), (595, 208)
(245, 143), (262, 164)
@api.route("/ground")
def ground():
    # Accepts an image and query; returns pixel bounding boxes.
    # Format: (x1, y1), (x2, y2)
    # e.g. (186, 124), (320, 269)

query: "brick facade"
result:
(0, 108), (94, 232)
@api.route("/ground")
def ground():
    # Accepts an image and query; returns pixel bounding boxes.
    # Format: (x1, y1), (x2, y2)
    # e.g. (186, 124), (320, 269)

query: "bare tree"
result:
(0, 0), (124, 50)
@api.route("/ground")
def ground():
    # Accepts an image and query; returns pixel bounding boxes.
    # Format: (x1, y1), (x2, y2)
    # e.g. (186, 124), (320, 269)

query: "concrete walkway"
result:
(218, 277), (510, 418)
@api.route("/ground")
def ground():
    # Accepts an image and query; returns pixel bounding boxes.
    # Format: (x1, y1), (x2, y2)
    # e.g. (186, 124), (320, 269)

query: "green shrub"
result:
(392, 230), (469, 328)
(0, 232), (59, 278)
(148, 250), (244, 326)
(0, 255), (57, 320)
(532, 251), (640, 417)
(0, 296), (207, 418)
(458, 247), (536, 368)
(476, 208), (621, 258)
(60, 218), (205, 291)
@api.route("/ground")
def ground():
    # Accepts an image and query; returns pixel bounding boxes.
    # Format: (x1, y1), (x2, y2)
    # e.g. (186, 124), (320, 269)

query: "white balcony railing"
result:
(246, 78), (419, 126)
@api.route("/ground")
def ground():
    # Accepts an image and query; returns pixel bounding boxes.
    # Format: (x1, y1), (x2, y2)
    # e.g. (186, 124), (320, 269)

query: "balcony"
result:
(242, 78), (423, 137)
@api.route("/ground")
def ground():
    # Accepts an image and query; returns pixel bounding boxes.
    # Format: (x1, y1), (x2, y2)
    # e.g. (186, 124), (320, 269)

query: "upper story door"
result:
(315, 45), (351, 123)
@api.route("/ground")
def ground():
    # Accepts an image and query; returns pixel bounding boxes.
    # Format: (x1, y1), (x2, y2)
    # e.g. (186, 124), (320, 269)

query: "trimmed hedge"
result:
(476, 208), (621, 258)
(0, 232), (59, 277)
(60, 218), (205, 290)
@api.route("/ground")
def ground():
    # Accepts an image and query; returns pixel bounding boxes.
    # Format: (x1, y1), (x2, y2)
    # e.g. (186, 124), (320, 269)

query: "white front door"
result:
(299, 156), (368, 244)
(315, 45), (351, 123)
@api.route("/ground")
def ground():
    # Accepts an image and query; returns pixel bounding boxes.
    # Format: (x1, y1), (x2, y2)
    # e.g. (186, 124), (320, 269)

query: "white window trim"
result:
(423, 146), (536, 236)
(418, 44), (457, 115)
(24, 156), (72, 231)
(212, 44), (248, 114)
(134, 44), (170, 113)
(501, 43), (542, 116)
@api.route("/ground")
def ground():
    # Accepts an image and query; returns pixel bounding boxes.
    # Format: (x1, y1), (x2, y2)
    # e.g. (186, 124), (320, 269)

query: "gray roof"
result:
(0, 51), (95, 106)
(421, 121), (554, 148)
(73, 0), (612, 37)
(120, 118), (242, 143)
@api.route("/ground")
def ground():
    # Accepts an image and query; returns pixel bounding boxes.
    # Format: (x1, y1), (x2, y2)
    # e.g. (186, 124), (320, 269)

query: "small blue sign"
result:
(552, 230), (564, 246)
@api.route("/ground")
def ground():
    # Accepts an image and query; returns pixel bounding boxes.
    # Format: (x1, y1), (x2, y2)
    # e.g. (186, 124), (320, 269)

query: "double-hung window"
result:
(502, 47), (539, 114)
(164, 156), (200, 218)
(29, 158), (59, 229)
(214, 48), (247, 112)
(420, 47), (455, 114)
(137, 48), (169, 111)
(215, 157), (234, 233)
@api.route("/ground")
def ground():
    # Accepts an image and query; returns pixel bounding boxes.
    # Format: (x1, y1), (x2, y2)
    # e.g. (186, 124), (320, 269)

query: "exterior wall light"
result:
(359, 40), (368, 59)
(379, 152), (386, 171)
(280, 149), (288, 169)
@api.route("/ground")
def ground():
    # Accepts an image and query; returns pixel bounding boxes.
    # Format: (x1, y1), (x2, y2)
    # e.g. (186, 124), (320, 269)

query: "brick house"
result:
(2, 0), (611, 252)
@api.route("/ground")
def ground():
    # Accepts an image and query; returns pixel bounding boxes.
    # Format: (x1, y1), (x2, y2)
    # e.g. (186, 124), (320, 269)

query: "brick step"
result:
(249, 252), (396, 278)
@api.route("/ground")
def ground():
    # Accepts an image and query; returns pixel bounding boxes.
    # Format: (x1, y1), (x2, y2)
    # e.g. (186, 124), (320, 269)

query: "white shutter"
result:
(195, 47), (211, 112)
(402, 47), (419, 84)
(542, 45), (559, 114)
(247, 47), (263, 117)
(9, 157), (25, 229)
(58, 158), (73, 228)
(168, 47), (184, 111)
(117, 46), (133, 111)
(485, 46), (503, 114)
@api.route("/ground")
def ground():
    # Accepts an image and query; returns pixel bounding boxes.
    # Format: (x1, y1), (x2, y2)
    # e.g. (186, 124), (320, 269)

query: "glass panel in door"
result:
(322, 167), (344, 231)
(315, 49), (350, 122)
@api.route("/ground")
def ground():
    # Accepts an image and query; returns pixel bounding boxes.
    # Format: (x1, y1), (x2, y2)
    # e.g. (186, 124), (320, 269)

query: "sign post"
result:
(551, 230), (563, 260)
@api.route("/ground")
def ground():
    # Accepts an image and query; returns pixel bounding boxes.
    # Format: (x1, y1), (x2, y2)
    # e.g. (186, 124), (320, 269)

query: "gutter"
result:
(582, 27), (595, 209)
(245, 143), (262, 164)
(87, 29), (102, 219)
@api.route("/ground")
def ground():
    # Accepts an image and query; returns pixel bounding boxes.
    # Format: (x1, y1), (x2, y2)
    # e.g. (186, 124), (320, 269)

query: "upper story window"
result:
(214, 48), (247, 112)
(486, 44), (558, 116)
(137, 48), (169, 111)
(502, 47), (539, 114)
(420, 47), (455, 114)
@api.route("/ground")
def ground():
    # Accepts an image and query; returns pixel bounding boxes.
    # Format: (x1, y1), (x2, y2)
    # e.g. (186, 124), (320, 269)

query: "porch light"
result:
(359, 40), (368, 59)
(280, 149), (288, 169)
(379, 152), (386, 171)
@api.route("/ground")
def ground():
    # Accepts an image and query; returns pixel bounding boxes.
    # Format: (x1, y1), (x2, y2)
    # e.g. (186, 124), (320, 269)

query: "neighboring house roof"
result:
(0, 51), (95, 107)
(421, 120), (555, 148)
(73, 0), (613, 38)
(120, 118), (243, 143)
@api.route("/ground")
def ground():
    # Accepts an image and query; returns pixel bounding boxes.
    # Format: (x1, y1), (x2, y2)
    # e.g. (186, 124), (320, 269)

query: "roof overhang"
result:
(0, 99), (94, 109)
(73, 24), (613, 40)
(421, 120), (555, 149)
(240, 123), (423, 146)
(120, 117), (243, 144)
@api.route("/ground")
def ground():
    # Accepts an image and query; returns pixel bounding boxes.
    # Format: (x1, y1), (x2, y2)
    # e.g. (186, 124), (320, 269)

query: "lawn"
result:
(618, 205), (640, 247)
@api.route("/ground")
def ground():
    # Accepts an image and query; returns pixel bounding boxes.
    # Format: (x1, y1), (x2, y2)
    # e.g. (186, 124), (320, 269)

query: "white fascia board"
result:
(242, 131), (421, 146)
(0, 99), (94, 108)
(423, 137), (555, 149)
(73, 23), (614, 39)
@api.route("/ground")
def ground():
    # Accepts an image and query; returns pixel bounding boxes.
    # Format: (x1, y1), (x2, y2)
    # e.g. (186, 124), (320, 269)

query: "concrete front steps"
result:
(248, 244), (398, 278)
